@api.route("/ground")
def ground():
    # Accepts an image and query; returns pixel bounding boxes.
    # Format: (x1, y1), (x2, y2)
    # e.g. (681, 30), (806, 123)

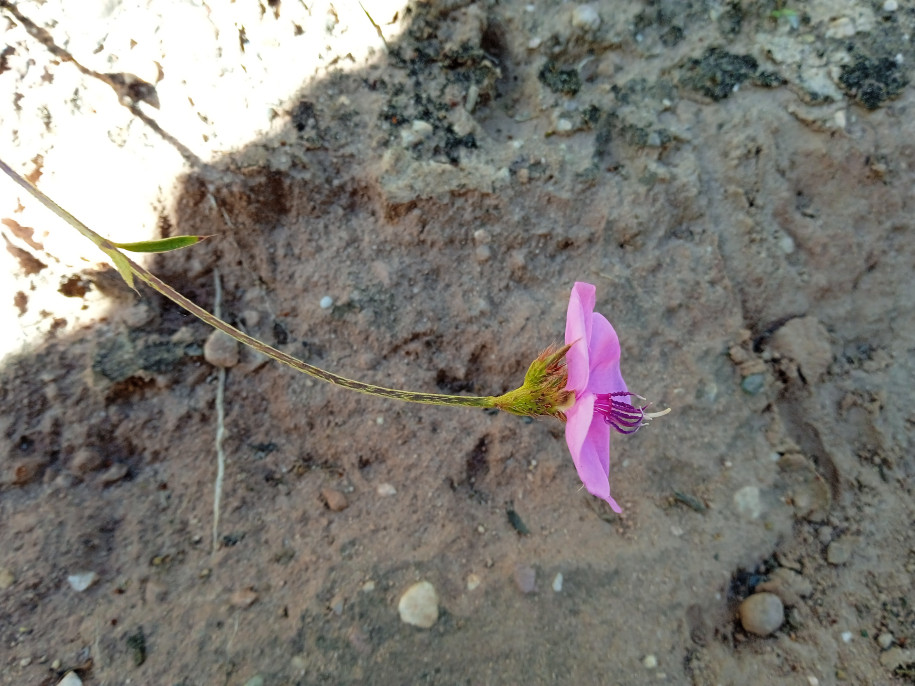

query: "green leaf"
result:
(113, 235), (207, 253)
(108, 251), (137, 291)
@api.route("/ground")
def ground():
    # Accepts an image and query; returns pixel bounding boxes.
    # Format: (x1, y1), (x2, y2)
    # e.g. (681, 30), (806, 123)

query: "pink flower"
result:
(564, 282), (664, 513)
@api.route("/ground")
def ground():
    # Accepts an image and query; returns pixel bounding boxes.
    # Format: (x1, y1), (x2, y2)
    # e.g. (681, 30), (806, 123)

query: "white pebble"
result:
(841, 631), (853, 643)
(400, 120), (434, 147)
(474, 245), (492, 263)
(826, 17), (856, 39)
(376, 483), (397, 496)
(779, 234), (796, 254)
(67, 571), (97, 592)
(552, 572), (563, 592)
(398, 581), (439, 628)
(57, 673), (83, 686)
(319, 296), (334, 309)
(883, 0), (898, 11)
(466, 573), (481, 591)
(733, 486), (763, 519)
(643, 654), (658, 669)
(807, 677), (820, 686)
(571, 4), (601, 31)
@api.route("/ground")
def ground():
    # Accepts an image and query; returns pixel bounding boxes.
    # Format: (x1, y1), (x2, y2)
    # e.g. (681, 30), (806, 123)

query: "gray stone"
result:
(739, 592), (784, 636)
(740, 373), (765, 395)
(877, 632), (895, 650)
(398, 581), (439, 628)
(826, 538), (855, 565)
(203, 329), (240, 368)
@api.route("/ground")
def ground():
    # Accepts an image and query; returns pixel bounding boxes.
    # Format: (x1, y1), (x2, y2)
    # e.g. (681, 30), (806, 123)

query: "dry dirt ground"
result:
(1, 1), (914, 685)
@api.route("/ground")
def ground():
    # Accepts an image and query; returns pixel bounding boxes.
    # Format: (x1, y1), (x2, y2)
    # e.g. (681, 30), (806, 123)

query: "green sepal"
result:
(113, 235), (207, 253)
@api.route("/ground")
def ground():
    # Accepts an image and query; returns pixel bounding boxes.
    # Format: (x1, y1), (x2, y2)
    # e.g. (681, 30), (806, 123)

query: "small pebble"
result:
(474, 245), (492, 263)
(319, 295), (334, 310)
(740, 373), (765, 395)
(834, 110), (847, 130)
(779, 234), (795, 254)
(643, 654), (658, 669)
(100, 463), (129, 485)
(826, 538), (854, 565)
(883, 0), (898, 11)
(513, 564), (536, 594)
(57, 672), (82, 686)
(361, 580), (376, 593)
(376, 483), (397, 496)
(825, 17), (855, 39)
(877, 632), (895, 649)
(330, 594), (345, 615)
(466, 573), (481, 591)
(243, 677), (265, 686)
(398, 581), (439, 628)
(230, 588), (259, 608)
(67, 571), (98, 592)
(571, 4), (601, 31)
(739, 592), (784, 636)
(8, 458), (47, 486)
(733, 485), (763, 519)
(400, 120), (434, 147)
(69, 448), (105, 475)
(552, 572), (563, 592)
(121, 303), (153, 328)
(203, 330), (239, 368)
(322, 488), (348, 511)
(0, 567), (14, 589)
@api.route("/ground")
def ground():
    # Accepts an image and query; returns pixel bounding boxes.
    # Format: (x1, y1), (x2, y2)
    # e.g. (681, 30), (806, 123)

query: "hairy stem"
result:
(0, 158), (496, 409)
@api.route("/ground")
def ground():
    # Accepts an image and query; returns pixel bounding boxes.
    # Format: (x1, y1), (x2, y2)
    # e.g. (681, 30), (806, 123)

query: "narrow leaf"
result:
(113, 235), (206, 253)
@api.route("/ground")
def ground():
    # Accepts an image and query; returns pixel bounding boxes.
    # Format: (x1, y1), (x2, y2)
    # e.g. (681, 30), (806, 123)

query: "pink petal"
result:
(565, 395), (622, 512)
(565, 282), (595, 391)
(585, 312), (627, 395)
(564, 392), (595, 463)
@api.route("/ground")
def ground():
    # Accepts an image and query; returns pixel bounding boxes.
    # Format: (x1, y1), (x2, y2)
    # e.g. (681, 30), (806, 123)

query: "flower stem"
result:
(0, 158), (496, 410)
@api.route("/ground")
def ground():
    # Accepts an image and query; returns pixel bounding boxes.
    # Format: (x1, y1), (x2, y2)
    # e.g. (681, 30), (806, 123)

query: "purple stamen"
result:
(593, 392), (646, 435)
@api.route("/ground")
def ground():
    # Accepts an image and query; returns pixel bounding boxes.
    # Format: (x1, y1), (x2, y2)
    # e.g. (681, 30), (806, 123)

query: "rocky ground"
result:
(1, 1), (913, 684)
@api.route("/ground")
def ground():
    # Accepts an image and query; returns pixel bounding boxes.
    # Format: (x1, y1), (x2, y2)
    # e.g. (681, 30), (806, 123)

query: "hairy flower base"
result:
(593, 392), (671, 434)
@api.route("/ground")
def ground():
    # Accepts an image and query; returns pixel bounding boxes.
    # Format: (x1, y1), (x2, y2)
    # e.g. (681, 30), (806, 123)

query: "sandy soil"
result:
(1, 1), (914, 685)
